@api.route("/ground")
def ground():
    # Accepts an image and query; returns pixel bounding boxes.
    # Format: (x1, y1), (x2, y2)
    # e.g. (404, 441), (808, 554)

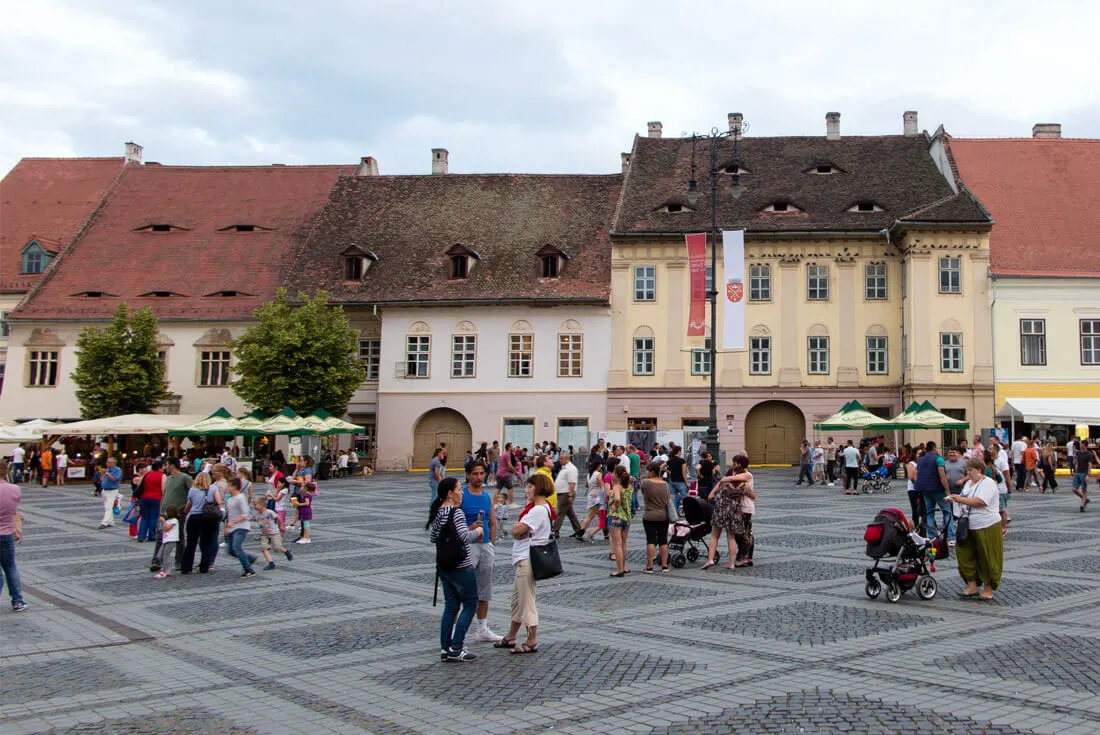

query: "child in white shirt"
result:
(153, 506), (181, 579)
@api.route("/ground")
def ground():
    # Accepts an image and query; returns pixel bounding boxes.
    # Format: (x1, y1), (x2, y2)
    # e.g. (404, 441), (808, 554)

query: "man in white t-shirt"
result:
(56, 450), (69, 486)
(10, 445), (25, 483)
(991, 443), (1012, 529)
(551, 453), (581, 539)
(842, 440), (861, 494)
(1010, 436), (1028, 492)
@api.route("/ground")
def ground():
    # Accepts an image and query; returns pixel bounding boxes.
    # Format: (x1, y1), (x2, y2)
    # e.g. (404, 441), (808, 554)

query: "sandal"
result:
(510, 642), (538, 654)
(610, 571), (625, 578)
(700, 560), (716, 570)
(724, 564), (737, 570)
(661, 566), (670, 571)
(958, 590), (980, 599)
(734, 561), (749, 568)
(644, 566), (654, 574)
(493, 638), (516, 649)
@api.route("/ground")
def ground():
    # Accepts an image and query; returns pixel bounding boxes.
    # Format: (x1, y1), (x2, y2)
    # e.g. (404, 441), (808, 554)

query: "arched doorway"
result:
(412, 408), (472, 469)
(745, 400), (805, 464)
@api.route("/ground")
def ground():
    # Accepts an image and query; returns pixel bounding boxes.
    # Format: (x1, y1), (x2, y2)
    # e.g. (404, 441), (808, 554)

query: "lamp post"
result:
(687, 123), (745, 463)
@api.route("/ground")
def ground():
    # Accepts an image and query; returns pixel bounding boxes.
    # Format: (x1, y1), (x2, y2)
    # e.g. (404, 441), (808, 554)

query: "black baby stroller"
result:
(863, 507), (948, 603)
(668, 495), (720, 568)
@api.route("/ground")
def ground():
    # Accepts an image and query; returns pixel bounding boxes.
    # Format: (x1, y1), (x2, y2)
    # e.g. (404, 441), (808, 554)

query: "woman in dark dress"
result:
(702, 465), (753, 570)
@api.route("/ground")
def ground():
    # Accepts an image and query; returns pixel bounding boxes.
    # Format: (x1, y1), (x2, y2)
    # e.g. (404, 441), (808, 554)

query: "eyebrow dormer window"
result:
(450, 255), (469, 279)
(762, 201), (803, 213)
(849, 201), (885, 212)
(657, 201), (693, 213)
(540, 255), (559, 279)
(217, 291), (238, 297)
(806, 164), (843, 175)
(134, 224), (188, 233)
(151, 224), (172, 232)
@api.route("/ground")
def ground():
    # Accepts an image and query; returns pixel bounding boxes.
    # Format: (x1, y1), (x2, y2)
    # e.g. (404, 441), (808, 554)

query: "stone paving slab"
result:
(5, 468), (1100, 733)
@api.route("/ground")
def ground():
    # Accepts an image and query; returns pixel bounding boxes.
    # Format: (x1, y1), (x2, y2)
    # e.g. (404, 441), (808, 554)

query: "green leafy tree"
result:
(231, 289), (365, 415)
(71, 303), (169, 419)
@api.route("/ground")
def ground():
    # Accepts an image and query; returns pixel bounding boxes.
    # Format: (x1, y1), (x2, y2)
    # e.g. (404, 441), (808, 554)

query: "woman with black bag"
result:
(497, 473), (553, 654)
(426, 477), (482, 663)
(947, 457), (1003, 601)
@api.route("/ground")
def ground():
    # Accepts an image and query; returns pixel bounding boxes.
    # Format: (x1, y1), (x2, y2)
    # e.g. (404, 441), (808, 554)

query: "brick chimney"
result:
(903, 111), (919, 137)
(432, 148), (449, 175)
(355, 156), (379, 176)
(124, 141), (143, 164)
(647, 121), (663, 139)
(1032, 123), (1062, 139)
(728, 112), (744, 140)
(825, 112), (841, 140)
(621, 152), (631, 173)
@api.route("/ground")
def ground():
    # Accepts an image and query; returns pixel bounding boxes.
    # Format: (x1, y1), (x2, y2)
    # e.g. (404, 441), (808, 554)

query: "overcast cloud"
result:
(2, 0), (1098, 177)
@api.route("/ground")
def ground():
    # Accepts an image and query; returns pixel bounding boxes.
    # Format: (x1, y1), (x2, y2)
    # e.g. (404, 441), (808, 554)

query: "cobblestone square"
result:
(4, 469), (1100, 734)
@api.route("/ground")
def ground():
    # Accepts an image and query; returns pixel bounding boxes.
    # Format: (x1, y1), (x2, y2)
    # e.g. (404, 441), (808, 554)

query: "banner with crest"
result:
(721, 229), (745, 349)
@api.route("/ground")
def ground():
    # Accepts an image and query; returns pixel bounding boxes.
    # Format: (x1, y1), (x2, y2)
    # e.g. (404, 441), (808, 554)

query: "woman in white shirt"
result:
(946, 457), (1003, 601)
(497, 473), (553, 654)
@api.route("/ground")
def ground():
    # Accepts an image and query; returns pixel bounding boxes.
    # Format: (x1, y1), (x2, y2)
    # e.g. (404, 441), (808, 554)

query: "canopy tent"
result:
(0, 419), (61, 442)
(168, 408), (257, 437)
(49, 414), (207, 436)
(307, 408), (365, 435)
(813, 401), (897, 431)
(237, 409), (269, 434)
(255, 407), (314, 436)
(996, 398), (1100, 426)
(888, 401), (969, 430)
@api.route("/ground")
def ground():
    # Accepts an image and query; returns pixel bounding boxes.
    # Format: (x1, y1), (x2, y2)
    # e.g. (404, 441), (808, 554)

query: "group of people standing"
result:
(5, 444), (69, 487)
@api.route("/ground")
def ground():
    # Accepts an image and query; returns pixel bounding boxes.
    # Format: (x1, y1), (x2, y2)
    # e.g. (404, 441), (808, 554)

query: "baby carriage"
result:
(863, 507), (948, 603)
(859, 465), (892, 494)
(668, 495), (720, 568)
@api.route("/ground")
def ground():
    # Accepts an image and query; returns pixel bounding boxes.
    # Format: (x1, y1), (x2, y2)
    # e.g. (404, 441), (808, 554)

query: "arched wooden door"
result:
(412, 408), (472, 469)
(745, 400), (805, 464)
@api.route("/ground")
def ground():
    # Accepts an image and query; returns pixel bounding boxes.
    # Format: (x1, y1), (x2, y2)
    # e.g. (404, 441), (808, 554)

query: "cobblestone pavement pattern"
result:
(5, 469), (1100, 734)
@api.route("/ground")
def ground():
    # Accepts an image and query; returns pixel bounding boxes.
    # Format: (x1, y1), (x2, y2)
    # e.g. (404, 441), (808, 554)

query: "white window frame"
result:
(691, 338), (712, 376)
(557, 333), (583, 378)
(633, 336), (654, 376)
(27, 349), (59, 387)
(807, 264), (829, 301)
(939, 256), (962, 294)
(508, 333), (534, 378)
(807, 336), (829, 375)
(866, 336), (888, 375)
(865, 263), (887, 300)
(749, 264), (771, 301)
(406, 335), (431, 378)
(749, 336), (771, 375)
(198, 349), (230, 387)
(451, 334), (477, 378)
(1020, 319), (1046, 367)
(358, 338), (380, 381)
(1081, 320), (1100, 366)
(0, 311), (8, 339)
(940, 332), (963, 372)
(634, 265), (656, 302)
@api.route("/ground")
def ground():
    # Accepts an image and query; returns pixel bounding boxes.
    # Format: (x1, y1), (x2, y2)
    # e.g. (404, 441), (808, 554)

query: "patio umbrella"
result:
(888, 401), (969, 430)
(813, 400), (896, 431)
(168, 408), (252, 437)
(255, 407), (316, 436)
(0, 419), (60, 442)
(307, 408), (365, 435)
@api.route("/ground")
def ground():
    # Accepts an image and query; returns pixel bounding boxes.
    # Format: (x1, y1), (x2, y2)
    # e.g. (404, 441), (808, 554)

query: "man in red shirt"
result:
(137, 460), (166, 543)
(1023, 439), (1041, 491)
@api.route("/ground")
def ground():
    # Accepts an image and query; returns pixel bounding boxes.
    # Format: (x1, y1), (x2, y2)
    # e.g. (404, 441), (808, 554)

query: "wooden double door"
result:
(412, 408), (472, 469)
(745, 400), (805, 465)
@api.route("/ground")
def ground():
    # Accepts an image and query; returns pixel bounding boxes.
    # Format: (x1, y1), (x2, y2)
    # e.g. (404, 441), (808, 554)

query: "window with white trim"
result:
(940, 332), (963, 372)
(749, 265), (771, 301)
(807, 264), (829, 301)
(807, 336), (829, 374)
(27, 350), (59, 387)
(634, 265), (656, 301)
(865, 263), (887, 300)
(1081, 320), (1100, 366)
(406, 335), (431, 378)
(633, 337), (654, 375)
(508, 334), (533, 377)
(358, 339), (380, 381)
(749, 336), (771, 375)
(199, 350), (230, 386)
(866, 336), (888, 375)
(558, 334), (583, 377)
(691, 338), (712, 376)
(939, 256), (962, 293)
(1020, 319), (1046, 366)
(704, 265), (714, 294)
(0, 311), (8, 338)
(451, 334), (476, 378)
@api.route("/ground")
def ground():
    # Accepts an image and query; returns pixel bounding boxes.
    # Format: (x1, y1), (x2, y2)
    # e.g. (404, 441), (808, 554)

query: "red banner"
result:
(686, 233), (707, 336)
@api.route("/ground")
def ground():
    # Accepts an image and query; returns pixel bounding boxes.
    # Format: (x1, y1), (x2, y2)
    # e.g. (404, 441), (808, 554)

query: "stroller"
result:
(668, 496), (720, 568)
(859, 465), (892, 494)
(863, 507), (948, 603)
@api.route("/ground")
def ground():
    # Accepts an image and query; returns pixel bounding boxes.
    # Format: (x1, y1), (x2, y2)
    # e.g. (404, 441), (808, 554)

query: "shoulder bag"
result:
(436, 508), (468, 572)
(665, 490), (678, 523)
(201, 487), (223, 523)
(528, 506), (563, 580)
(955, 482), (974, 544)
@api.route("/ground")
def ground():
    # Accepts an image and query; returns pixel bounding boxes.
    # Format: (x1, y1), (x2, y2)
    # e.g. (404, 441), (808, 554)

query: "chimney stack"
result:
(124, 141), (143, 165)
(355, 156), (379, 176)
(903, 111), (919, 137)
(1032, 123), (1062, 139)
(621, 152), (631, 173)
(647, 121), (663, 139)
(825, 112), (841, 140)
(431, 148), (449, 175)
(728, 112), (744, 140)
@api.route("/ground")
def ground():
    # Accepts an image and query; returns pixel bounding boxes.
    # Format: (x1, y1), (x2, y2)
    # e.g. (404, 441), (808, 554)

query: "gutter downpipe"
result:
(883, 226), (904, 456)
(991, 272), (1003, 441)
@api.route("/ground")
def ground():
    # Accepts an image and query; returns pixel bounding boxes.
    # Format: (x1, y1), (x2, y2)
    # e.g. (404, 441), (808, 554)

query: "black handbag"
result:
(955, 513), (970, 544)
(529, 539), (563, 580)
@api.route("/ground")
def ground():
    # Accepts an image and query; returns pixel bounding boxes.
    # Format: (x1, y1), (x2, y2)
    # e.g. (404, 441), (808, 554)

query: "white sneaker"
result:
(507, 503), (520, 509)
(827, 483), (835, 487)
(294, 538), (311, 544)
(474, 627), (504, 643)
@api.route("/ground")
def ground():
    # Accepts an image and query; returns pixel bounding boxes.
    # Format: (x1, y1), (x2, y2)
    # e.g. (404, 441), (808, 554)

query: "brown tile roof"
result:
(0, 157), (125, 293)
(946, 136), (1100, 277)
(14, 164), (352, 321)
(612, 134), (991, 235)
(289, 173), (623, 304)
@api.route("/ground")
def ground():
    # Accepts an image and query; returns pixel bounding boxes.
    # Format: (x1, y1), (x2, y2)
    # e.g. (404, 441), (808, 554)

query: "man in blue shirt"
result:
(915, 441), (950, 536)
(98, 457), (123, 529)
(459, 460), (503, 644)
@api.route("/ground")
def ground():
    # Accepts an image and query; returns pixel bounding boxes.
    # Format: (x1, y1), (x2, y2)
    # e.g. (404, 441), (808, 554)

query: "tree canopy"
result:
(230, 290), (365, 415)
(71, 303), (169, 419)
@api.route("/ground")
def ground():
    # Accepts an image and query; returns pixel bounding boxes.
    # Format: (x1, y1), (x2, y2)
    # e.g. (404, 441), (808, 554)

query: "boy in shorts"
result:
(252, 497), (294, 569)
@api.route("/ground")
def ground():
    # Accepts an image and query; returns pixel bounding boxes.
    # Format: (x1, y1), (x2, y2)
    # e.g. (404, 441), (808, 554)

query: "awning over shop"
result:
(49, 414), (207, 436)
(0, 419), (61, 442)
(996, 398), (1100, 425)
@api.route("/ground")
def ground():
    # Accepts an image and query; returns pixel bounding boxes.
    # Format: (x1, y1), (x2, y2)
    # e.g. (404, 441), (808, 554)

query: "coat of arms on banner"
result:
(725, 279), (744, 303)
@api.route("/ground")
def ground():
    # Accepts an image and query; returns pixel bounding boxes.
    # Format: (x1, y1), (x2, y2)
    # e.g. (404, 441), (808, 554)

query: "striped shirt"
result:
(429, 507), (477, 569)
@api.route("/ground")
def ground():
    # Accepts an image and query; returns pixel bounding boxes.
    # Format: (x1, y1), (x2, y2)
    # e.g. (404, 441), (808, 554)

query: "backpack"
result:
(435, 508), (468, 572)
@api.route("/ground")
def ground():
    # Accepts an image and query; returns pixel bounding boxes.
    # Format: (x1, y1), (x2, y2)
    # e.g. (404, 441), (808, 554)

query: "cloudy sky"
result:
(2, 0), (1098, 177)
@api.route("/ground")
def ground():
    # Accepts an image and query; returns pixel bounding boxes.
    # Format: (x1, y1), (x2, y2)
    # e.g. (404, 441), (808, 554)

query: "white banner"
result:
(722, 229), (746, 349)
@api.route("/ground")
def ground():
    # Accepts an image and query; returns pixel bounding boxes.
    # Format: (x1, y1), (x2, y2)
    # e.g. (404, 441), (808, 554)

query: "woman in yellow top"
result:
(534, 454), (556, 509)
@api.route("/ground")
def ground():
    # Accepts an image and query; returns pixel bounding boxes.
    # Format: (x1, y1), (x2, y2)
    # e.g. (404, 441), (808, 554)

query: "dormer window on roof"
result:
(536, 245), (570, 279)
(761, 200), (804, 214)
(806, 164), (843, 175)
(217, 224), (267, 233)
(20, 240), (54, 275)
(451, 255), (468, 279)
(849, 201), (885, 213)
(139, 290), (185, 298)
(134, 224), (188, 233)
(340, 245), (379, 281)
(657, 201), (694, 214)
(445, 244), (482, 280)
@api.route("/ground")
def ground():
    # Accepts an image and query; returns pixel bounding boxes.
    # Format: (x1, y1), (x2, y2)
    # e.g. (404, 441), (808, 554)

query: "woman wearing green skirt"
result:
(947, 457), (1003, 601)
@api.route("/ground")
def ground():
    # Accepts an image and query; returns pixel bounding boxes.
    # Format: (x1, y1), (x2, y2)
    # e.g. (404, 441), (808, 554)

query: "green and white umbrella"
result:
(814, 400), (896, 431)
(888, 400), (968, 430)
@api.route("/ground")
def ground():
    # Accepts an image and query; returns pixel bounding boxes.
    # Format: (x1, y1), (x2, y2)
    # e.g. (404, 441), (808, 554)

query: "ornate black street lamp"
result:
(686, 118), (745, 462)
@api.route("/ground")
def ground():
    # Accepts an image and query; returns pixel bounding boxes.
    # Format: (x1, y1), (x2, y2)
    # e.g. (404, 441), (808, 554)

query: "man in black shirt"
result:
(666, 446), (688, 514)
(1073, 440), (1099, 512)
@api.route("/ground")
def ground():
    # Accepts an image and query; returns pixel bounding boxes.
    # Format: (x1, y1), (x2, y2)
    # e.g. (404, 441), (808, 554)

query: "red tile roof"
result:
(14, 164), (352, 320)
(0, 157), (125, 293)
(946, 136), (1100, 276)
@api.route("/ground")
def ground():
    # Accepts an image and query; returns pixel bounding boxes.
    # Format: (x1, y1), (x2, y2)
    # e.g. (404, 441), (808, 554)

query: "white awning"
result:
(996, 398), (1100, 425)
(49, 414), (207, 436)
